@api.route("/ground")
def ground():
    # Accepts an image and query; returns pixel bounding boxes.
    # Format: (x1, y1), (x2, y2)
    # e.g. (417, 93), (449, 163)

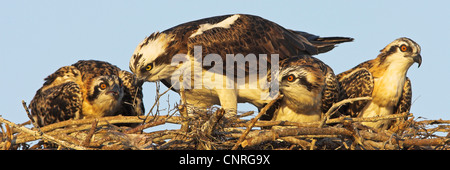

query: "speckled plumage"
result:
(29, 60), (145, 127)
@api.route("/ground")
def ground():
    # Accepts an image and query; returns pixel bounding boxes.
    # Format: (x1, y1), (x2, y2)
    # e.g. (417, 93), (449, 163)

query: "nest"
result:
(1, 96), (450, 150)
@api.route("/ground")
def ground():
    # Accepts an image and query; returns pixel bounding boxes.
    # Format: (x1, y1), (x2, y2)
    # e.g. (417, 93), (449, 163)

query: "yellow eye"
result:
(146, 64), (153, 71)
(400, 45), (408, 52)
(100, 83), (107, 90)
(287, 75), (295, 82)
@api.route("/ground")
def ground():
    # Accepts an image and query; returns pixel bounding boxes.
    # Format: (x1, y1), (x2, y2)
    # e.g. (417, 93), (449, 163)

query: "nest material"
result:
(1, 98), (450, 150)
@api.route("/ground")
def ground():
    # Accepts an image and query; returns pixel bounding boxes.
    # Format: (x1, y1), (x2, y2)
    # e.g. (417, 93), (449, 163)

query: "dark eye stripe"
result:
(298, 77), (314, 92)
(87, 86), (101, 102)
(400, 44), (413, 52)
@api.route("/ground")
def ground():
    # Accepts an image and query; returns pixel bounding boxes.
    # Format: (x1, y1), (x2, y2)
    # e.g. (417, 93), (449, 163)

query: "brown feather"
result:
(337, 67), (374, 117)
(395, 77), (412, 115)
(29, 82), (82, 127)
(29, 60), (145, 127)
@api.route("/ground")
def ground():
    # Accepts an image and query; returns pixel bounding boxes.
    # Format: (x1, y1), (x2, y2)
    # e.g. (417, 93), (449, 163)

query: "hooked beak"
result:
(413, 54), (422, 68)
(136, 78), (145, 86)
(106, 84), (121, 98)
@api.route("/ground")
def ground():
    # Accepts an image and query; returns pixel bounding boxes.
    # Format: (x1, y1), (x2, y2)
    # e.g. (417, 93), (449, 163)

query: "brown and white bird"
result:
(260, 56), (340, 123)
(337, 37), (422, 130)
(129, 14), (352, 117)
(29, 60), (145, 127)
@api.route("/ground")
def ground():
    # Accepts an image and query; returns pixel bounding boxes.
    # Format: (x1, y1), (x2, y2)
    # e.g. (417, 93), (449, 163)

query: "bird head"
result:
(279, 57), (326, 111)
(379, 37), (422, 68)
(86, 75), (124, 114)
(129, 32), (182, 82)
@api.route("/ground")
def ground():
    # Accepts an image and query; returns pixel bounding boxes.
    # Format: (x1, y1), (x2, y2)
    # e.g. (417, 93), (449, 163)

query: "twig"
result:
(241, 127), (352, 148)
(237, 111), (255, 118)
(125, 119), (166, 134)
(279, 136), (311, 149)
(38, 116), (181, 133)
(13, 116), (183, 144)
(0, 117), (90, 150)
(3, 124), (12, 150)
(22, 100), (42, 134)
(417, 119), (450, 125)
(200, 109), (224, 137)
(326, 112), (411, 124)
(232, 94), (283, 150)
(319, 96), (372, 128)
(232, 112), (411, 128)
(82, 119), (98, 147)
(140, 83), (174, 124)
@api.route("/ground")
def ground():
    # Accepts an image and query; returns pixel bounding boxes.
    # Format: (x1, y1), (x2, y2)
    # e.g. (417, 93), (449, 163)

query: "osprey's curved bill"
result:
(130, 14), (352, 117)
(260, 56), (340, 123)
(29, 60), (145, 127)
(337, 37), (422, 130)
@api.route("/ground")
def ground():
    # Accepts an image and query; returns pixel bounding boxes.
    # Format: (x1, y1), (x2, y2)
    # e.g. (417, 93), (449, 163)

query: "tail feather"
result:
(288, 29), (354, 54)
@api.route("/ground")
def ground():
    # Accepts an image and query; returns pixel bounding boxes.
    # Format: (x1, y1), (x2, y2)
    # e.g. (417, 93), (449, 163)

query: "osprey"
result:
(130, 14), (352, 117)
(337, 37), (422, 130)
(260, 56), (340, 123)
(29, 60), (145, 127)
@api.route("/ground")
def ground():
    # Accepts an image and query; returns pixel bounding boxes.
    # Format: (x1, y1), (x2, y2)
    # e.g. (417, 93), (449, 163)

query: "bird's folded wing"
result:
(337, 68), (374, 117)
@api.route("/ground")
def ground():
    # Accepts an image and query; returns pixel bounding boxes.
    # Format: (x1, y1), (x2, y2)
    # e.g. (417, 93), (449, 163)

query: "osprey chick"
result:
(337, 37), (422, 130)
(261, 56), (339, 123)
(29, 60), (145, 127)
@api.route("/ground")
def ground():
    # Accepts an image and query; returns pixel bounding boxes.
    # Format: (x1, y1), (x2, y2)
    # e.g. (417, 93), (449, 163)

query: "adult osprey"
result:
(129, 14), (352, 117)
(29, 60), (145, 127)
(337, 37), (422, 130)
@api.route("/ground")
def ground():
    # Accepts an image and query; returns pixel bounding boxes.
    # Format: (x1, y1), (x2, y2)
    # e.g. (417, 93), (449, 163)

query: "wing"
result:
(336, 68), (374, 117)
(185, 14), (319, 58)
(163, 14), (323, 76)
(321, 70), (340, 114)
(41, 66), (81, 92)
(29, 82), (82, 127)
(118, 70), (145, 116)
(394, 77), (412, 115)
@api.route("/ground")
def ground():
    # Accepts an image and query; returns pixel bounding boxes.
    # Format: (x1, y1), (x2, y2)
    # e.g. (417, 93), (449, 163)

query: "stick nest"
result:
(1, 97), (450, 150)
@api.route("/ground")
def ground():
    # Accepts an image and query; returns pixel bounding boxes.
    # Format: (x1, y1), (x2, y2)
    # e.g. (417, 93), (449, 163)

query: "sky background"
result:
(1, 0), (449, 131)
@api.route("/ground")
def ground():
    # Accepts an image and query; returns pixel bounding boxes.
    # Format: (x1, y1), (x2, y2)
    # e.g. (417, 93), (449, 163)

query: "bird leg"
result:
(215, 89), (238, 119)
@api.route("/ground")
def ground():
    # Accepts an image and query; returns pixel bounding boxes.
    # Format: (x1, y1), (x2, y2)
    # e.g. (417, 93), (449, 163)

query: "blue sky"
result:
(1, 1), (449, 129)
